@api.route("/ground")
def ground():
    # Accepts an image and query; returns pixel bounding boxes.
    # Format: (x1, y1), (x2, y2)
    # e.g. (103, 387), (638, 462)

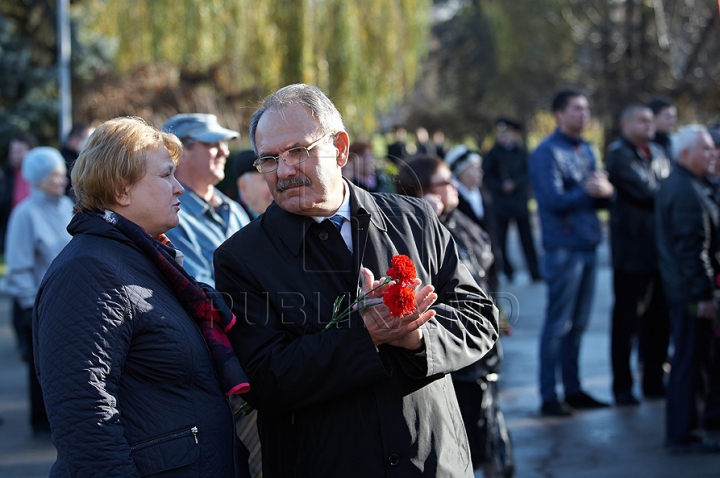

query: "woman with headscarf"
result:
(33, 117), (251, 477)
(5, 146), (73, 438)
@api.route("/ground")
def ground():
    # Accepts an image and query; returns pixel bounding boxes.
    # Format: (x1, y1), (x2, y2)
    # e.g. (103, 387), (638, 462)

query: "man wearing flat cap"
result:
(163, 113), (249, 286)
(483, 118), (541, 282)
(234, 149), (273, 220)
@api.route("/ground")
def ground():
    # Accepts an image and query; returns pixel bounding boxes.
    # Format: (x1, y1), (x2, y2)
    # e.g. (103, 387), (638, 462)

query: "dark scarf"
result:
(100, 210), (249, 396)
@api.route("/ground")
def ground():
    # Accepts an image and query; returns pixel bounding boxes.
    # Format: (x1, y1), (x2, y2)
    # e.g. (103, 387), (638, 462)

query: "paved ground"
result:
(0, 223), (719, 477)
(493, 224), (720, 477)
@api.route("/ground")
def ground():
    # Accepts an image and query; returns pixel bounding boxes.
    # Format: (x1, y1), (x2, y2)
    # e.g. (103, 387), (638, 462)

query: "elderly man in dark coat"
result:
(215, 84), (499, 477)
(656, 125), (720, 453)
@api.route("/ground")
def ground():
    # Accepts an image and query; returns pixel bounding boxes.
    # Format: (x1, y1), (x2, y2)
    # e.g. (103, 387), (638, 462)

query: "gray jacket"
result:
(5, 189), (73, 308)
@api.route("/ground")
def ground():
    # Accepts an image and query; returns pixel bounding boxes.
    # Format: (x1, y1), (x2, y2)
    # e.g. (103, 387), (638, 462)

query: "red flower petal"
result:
(383, 283), (416, 317)
(386, 254), (416, 285)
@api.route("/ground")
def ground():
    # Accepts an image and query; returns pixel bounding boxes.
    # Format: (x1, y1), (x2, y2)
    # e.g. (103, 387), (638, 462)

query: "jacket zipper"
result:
(130, 426), (199, 451)
(195, 327), (239, 477)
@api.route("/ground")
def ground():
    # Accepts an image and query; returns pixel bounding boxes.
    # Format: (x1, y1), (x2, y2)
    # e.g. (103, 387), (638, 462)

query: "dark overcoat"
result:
(215, 182), (499, 478)
(656, 165), (720, 304)
(483, 143), (532, 219)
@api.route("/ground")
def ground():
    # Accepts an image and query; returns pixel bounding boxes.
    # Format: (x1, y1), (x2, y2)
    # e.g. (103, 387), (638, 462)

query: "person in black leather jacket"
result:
(33, 117), (251, 477)
(606, 104), (672, 406)
(656, 125), (720, 453)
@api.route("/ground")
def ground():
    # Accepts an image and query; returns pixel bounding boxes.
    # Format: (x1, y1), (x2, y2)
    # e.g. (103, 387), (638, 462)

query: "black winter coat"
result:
(215, 182), (499, 478)
(440, 208), (493, 294)
(656, 166), (720, 304)
(606, 137), (671, 272)
(483, 143), (531, 218)
(33, 212), (248, 478)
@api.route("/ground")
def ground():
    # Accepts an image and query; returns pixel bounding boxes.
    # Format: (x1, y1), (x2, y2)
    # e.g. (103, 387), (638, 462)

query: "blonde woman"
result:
(34, 117), (250, 477)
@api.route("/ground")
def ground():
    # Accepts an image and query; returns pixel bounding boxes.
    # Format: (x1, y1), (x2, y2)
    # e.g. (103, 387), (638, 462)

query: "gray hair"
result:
(249, 84), (346, 153)
(672, 124), (709, 160)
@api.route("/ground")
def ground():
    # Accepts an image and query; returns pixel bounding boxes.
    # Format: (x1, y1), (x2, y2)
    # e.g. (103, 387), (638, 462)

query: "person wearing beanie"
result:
(234, 149), (273, 219)
(5, 146), (73, 438)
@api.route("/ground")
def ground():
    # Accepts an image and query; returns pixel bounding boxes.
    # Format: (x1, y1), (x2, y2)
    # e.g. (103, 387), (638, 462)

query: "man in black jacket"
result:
(59, 122), (94, 196)
(215, 84), (499, 477)
(606, 104), (672, 406)
(483, 118), (541, 282)
(648, 97), (677, 162)
(656, 125), (720, 453)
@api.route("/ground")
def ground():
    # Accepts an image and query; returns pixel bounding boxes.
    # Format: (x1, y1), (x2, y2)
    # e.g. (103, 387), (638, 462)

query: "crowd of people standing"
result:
(3, 83), (720, 478)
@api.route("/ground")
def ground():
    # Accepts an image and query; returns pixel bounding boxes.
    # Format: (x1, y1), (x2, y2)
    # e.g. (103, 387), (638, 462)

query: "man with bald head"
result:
(214, 84), (498, 477)
(606, 104), (672, 406)
(656, 125), (720, 453)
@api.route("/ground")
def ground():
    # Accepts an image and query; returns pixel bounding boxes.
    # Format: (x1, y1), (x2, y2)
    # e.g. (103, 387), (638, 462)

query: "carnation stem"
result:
(323, 278), (393, 330)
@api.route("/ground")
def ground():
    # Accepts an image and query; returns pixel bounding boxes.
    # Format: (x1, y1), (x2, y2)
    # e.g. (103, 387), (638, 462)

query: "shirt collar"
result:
(311, 182), (351, 224)
(455, 181), (479, 198)
(266, 179), (386, 256)
(178, 186), (212, 218)
(179, 185), (231, 219)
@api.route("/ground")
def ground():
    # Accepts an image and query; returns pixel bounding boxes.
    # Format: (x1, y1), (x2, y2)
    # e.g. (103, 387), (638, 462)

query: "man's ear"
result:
(334, 131), (350, 168)
(237, 176), (248, 197)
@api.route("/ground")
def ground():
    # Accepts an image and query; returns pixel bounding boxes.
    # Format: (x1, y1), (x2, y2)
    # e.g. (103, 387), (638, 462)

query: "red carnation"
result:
(325, 255), (419, 330)
(383, 283), (416, 317)
(386, 254), (416, 285)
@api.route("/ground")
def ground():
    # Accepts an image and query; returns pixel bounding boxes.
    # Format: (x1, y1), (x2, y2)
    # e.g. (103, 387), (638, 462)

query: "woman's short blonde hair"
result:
(72, 117), (182, 214)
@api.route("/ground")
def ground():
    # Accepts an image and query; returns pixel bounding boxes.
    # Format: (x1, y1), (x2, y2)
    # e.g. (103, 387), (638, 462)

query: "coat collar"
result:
(265, 179), (387, 256)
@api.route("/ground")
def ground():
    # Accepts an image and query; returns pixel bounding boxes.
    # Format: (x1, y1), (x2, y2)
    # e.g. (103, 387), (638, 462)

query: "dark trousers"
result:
(706, 341), (720, 423)
(611, 270), (670, 397)
(453, 379), (486, 469)
(496, 213), (541, 280)
(666, 301), (713, 445)
(14, 299), (50, 433)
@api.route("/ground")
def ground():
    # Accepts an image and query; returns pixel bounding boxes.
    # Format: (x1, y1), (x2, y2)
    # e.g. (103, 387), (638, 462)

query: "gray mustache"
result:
(277, 176), (312, 192)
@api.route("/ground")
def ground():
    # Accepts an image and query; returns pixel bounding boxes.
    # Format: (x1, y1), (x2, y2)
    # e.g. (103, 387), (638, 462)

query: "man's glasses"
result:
(254, 133), (334, 173)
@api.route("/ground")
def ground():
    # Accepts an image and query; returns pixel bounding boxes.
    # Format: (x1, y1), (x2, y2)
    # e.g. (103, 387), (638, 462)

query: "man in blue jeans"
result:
(529, 89), (614, 417)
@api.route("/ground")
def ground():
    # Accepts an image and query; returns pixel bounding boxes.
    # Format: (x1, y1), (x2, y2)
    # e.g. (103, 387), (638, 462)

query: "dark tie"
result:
(327, 214), (345, 231)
